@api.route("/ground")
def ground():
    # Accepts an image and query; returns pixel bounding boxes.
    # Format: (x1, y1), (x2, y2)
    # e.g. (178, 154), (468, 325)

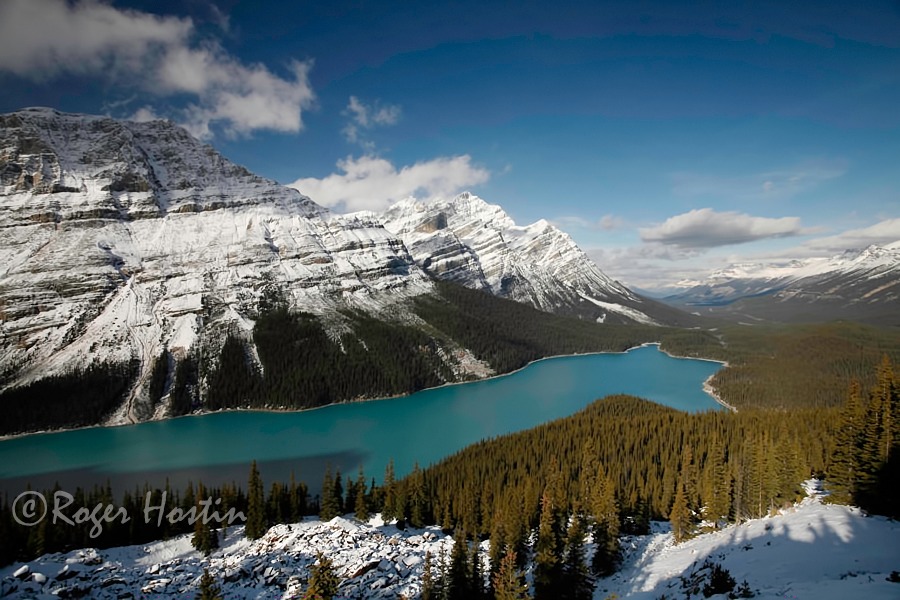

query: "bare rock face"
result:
(0, 108), (431, 421)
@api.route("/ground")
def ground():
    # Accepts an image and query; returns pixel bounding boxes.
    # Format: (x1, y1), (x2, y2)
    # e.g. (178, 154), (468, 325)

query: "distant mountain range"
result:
(663, 243), (900, 326)
(0, 108), (680, 431)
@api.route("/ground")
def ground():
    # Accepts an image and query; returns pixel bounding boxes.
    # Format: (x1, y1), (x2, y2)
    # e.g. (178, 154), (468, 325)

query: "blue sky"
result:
(1, 1), (898, 288)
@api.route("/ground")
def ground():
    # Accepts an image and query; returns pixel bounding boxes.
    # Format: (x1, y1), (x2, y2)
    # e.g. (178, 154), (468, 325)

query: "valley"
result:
(0, 107), (898, 600)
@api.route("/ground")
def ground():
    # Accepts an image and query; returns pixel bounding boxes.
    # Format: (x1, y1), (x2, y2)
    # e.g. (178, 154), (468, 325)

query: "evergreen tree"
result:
(829, 381), (865, 505)
(333, 469), (344, 515)
(303, 552), (340, 600)
(246, 461), (266, 540)
(410, 462), (427, 528)
(488, 512), (507, 594)
(669, 479), (693, 544)
(702, 434), (731, 527)
(492, 548), (531, 600)
(197, 568), (223, 600)
(422, 551), (436, 600)
(875, 355), (896, 462)
(589, 468), (620, 577)
(354, 467), (370, 522)
(382, 459), (398, 522)
(289, 472), (307, 521)
(191, 485), (218, 557)
(468, 535), (485, 599)
(319, 465), (340, 521)
(533, 493), (563, 600)
(561, 513), (593, 600)
(447, 527), (470, 600)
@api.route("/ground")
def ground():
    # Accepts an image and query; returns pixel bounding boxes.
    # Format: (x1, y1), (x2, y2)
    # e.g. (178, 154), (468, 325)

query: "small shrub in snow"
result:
(702, 561), (735, 597)
(730, 579), (755, 598)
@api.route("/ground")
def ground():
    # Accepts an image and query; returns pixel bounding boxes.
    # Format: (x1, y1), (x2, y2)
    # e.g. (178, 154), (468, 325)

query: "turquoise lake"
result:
(0, 345), (722, 496)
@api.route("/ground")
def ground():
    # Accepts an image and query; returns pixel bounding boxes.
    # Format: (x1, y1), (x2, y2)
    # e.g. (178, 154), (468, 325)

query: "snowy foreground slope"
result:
(598, 481), (900, 599)
(2, 482), (898, 599)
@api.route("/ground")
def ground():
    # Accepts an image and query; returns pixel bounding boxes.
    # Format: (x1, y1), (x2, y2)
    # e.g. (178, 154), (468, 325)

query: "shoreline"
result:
(647, 343), (735, 413)
(0, 341), (731, 442)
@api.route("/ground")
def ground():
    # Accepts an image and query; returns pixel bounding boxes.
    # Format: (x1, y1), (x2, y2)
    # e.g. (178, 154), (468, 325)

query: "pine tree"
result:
(857, 395), (884, 507)
(245, 461), (266, 540)
(561, 512), (593, 600)
(344, 472), (357, 518)
(303, 552), (340, 599)
(197, 568), (223, 600)
(468, 535), (485, 599)
(354, 467), (370, 522)
(589, 468), (620, 577)
(422, 551), (436, 600)
(192, 490), (218, 557)
(829, 381), (866, 504)
(333, 469), (344, 515)
(680, 444), (700, 511)
(319, 465), (340, 521)
(875, 356), (896, 462)
(702, 434), (731, 527)
(533, 493), (563, 600)
(410, 462), (427, 528)
(488, 511), (507, 593)
(669, 479), (693, 543)
(447, 527), (471, 600)
(289, 472), (307, 521)
(382, 459), (398, 522)
(492, 548), (531, 600)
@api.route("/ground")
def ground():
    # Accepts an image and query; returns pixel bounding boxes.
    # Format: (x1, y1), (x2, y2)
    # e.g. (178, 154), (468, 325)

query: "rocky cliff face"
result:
(0, 108), (431, 422)
(375, 194), (669, 325)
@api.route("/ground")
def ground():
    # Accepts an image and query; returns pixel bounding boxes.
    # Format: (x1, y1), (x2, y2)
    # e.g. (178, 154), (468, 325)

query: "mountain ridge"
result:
(664, 243), (900, 325)
(370, 193), (694, 326)
(0, 108), (684, 434)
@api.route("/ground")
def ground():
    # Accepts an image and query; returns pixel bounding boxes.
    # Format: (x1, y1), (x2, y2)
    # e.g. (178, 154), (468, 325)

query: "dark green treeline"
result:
(392, 395), (834, 544)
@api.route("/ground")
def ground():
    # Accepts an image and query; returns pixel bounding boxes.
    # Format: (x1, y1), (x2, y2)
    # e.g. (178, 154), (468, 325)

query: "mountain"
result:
(0, 108), (438, 425)
(664, 243), (900, 325)
(374, 194), (693, 326)
(0, 108), (685, 435)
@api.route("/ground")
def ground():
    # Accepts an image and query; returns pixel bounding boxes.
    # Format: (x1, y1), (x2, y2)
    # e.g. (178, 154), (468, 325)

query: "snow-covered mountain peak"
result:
(1, 108), (324, 219)
(0, 108), (433, 420)
(374, 193), (679, 325)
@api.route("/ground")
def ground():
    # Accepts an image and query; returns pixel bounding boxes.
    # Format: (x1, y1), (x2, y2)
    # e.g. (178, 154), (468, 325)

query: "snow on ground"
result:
(596, 480), (900, 599)
(578, 293), (659, 326)
(0, 516), (454, 599)
(2, 481), (898, 599)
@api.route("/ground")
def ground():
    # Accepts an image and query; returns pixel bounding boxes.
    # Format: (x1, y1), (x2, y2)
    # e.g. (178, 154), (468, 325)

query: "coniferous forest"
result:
(1, 282), (899, 598)
(2, 303), (898, 599)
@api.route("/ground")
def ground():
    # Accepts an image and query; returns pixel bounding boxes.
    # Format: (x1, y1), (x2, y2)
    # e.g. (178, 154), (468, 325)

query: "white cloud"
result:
(342, 96), (401, 146)
(586, 246), (711, 290)
(801, 217), (900, 253)
(289, 155), (490, 213)
(640, 208), (804, 248)
(130, 106), (160, 123)
(0, 0), (314, 138)
(0, 0), (191, 76)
